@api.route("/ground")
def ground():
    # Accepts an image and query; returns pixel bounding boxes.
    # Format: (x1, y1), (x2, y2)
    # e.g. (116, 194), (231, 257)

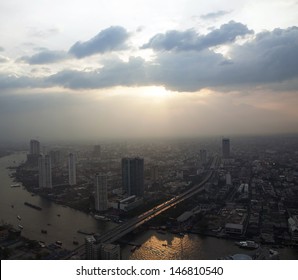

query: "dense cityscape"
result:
(1, 134), (298, 260)
(1, 0), (298, 269)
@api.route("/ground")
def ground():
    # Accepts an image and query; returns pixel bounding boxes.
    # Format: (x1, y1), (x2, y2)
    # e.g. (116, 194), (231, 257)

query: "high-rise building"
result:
(30, 139), (40, 155)
(68, 153), (76, 186)
(222, 138), (230, 159)
(85, 238), (121, 260)
(122, 157), (144, 197)
(27, 139), (41, 166)
(100, 243), (121, 260)
(85, 236), (98, 260)
(94, 174), (108, 211)
(200, 149), (207, 164)
(38, 154), (52, 188)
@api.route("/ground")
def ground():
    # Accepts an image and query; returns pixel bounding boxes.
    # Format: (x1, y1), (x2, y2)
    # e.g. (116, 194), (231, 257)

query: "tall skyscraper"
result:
(222, 138), (230, 159)
(68, 153), (76, 186)
(38, 154), (52, 188)
(122, 157), (144, 197)
(27, 139), (41, 166)
(30, 139), (40, 155)
(94, 174), (108, 211)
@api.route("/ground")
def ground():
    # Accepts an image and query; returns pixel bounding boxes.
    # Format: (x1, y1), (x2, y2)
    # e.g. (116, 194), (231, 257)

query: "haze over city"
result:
(0, 0), (298, 142)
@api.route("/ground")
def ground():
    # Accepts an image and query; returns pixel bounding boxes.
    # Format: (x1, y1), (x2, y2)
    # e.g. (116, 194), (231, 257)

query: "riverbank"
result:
(0, 153), (116, 257)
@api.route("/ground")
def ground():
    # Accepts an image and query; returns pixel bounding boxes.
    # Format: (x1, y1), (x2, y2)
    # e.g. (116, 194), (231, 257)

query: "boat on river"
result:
(24, 201), (42, 211)
(94, 215), (110, 221)
(235, 240), (259, 249)
(18, 224), (23, 229)
(77, 229), (94, 235)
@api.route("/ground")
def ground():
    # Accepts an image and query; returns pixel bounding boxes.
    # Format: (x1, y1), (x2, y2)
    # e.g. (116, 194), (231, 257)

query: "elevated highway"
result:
(97, 155), (218, 243)
(67, 155), (219, 257)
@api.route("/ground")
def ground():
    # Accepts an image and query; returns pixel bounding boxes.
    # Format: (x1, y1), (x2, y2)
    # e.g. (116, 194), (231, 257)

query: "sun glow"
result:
(140, 86), (172, 100)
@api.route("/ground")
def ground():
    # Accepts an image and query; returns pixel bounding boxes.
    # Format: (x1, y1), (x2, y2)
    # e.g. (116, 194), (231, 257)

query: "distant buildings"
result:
(151, 165), (159, 183)
(200, 149), (207, 164)
(122, 157), (144, 197)
(226, 173), (232, 186)
(49, 150), (62, 166)
(68, 153), (76, 186)
(94, 174), (108, 211)
(222, 138), (230, 159)
(93, 145), (101, 158)
(38, 154), (52, 188)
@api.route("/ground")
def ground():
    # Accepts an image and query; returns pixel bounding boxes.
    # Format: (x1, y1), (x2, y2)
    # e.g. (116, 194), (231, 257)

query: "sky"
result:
(0, 0), (298, 142)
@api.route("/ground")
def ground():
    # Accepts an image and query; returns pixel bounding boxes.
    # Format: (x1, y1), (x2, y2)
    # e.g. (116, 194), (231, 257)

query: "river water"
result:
(0, 152), (115, 250)
(1, 153), (297, 259)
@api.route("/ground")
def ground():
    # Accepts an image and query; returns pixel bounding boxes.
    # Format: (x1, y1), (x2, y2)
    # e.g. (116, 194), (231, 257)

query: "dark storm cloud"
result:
(69, 26), (130, 58)
(18, 50), (68, 64)
(200, 10), (231, 20)
(142, 21), (253, 51)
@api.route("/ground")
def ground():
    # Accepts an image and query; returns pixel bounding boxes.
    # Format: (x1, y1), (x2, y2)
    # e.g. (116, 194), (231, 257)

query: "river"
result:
(1, 153), (297, 259)
(0, 152), (116, 250)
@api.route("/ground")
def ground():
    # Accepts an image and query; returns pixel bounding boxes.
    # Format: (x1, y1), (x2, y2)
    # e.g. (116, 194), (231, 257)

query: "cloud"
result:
(69, 26), (130, 58)
(142, 21), (253, 51)
(18, 50), (68, 64)
(141, 25), (298, 91)
(28, 27), (61, 38)
(0, 55), (9, 63)
(0, 74), (41, 89)
(222, 26), (298, 85)
(200, 10), (232, 20)
(46, 56), (149, 89)
(2, 25), (298, 93)
(0, 46), (4, 52)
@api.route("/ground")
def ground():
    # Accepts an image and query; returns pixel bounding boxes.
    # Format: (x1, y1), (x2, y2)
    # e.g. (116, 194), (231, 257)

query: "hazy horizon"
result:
(1, 0), (298, 141)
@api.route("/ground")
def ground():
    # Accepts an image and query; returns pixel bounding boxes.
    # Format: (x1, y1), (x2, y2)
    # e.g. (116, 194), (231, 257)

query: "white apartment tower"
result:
(68, 153), (76, 186)
(38, 154), (52, 188)
(94, 174), (108, 211)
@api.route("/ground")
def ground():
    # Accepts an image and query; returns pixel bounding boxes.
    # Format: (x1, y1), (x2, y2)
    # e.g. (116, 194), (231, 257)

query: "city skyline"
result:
(0, 0), (297, 141)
